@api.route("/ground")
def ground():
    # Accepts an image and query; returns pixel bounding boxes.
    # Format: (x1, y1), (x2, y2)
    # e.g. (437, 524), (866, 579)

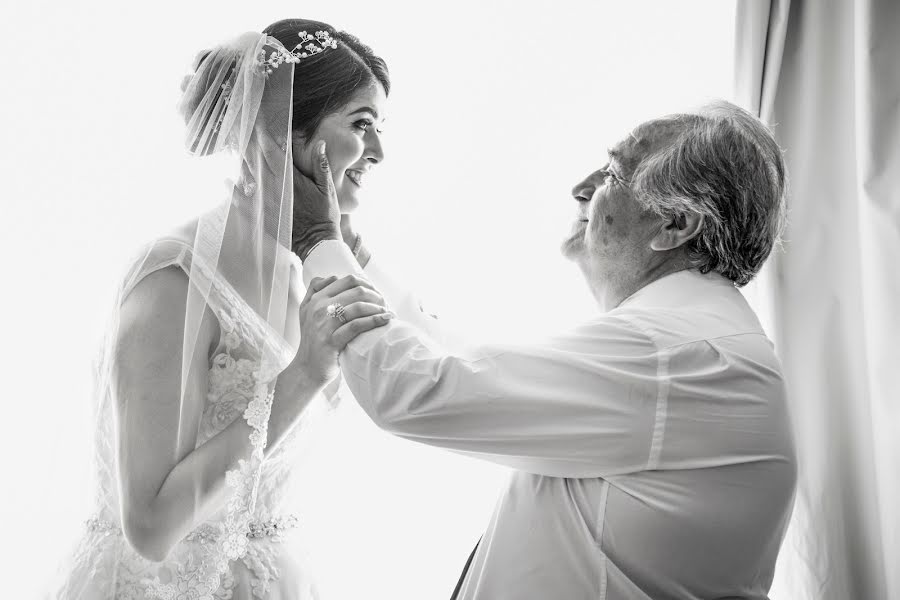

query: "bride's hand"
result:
(291, 274), (393, 388)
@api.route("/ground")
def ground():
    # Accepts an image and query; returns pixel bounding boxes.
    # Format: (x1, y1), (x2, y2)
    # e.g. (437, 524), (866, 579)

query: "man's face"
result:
(561, 131), (663, 285)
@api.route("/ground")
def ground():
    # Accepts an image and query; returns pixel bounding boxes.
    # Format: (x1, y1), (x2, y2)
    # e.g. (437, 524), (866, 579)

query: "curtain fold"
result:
(734, 1), (900, 599)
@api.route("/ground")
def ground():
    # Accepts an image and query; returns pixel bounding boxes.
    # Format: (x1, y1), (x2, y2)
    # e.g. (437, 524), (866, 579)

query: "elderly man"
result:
(293, 101), (797, 599)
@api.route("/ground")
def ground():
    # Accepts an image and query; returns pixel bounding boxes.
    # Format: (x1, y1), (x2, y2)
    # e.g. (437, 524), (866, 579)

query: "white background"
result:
(1, 1), (736, 597)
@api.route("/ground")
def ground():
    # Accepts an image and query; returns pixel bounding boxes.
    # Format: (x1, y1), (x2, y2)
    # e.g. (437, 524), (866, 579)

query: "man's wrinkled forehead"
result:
(607, 130), (650, 177)
(608, 118), (690, 176)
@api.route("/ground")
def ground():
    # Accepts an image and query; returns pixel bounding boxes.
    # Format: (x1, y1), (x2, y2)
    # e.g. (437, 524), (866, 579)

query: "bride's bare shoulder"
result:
(118, 217), (215, 346)
(116, 263), (218, 368)
(126, 217), (198, 301)
(120, 266), (191, 334)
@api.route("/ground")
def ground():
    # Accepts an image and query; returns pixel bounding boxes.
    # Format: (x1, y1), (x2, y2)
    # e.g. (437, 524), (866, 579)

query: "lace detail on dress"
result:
(187, 248), (295, 371)
(52, 238), (323, 600)
(145, 556), (237, 600)
(145, 285), (280, 599)
(78, 514), (299, 600)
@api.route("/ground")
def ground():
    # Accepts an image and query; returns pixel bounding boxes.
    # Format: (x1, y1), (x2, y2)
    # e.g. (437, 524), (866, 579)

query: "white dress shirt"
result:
(304, 240), (797, 600)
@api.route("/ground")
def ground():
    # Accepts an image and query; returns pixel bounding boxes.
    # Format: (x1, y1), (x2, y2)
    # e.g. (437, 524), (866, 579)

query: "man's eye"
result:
(603, 170), (619, 185)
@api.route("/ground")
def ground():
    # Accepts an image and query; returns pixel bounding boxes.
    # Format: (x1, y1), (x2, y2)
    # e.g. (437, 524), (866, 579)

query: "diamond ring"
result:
(326, 302), (347, 323)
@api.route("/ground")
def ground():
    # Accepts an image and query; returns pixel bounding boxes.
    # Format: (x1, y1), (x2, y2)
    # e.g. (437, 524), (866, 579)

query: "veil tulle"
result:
(75, 32), (303, 598)
(161, 32), (299, 593)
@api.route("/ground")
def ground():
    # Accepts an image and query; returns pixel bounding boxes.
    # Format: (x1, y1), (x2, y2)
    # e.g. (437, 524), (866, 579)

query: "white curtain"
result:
(734, 1), (900, 598)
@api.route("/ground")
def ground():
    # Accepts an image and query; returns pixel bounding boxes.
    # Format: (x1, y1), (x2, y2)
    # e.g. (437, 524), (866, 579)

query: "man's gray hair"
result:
(630, 101), (786, 287)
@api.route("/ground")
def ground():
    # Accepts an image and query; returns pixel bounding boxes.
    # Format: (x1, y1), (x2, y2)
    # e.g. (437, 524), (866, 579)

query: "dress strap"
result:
(118, 236), (294, 372)
(119, 238), (194, 303)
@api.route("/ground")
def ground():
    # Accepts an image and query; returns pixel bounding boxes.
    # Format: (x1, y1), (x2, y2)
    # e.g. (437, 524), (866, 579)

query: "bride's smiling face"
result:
(292, 82), (387, 213)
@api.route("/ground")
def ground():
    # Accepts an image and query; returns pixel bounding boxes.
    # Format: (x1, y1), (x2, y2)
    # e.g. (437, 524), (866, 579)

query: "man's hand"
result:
(292, 141), (342, 261)
(339, 213), (356, 246)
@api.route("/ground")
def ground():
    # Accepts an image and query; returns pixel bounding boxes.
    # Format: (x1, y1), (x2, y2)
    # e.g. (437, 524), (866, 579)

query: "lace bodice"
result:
(69, 238), (330, 600)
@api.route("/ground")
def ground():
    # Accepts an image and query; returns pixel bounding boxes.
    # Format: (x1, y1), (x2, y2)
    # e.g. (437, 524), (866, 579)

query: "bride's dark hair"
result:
(262, 18), (390, 140)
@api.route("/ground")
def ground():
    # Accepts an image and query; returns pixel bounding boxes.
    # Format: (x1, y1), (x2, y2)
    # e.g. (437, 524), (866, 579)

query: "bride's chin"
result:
(337, 195), (360, 213)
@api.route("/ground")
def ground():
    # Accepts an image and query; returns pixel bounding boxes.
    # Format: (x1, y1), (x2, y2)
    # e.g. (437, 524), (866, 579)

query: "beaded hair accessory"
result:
(204, 31), (339, 144)
(259, 30), (338, 74)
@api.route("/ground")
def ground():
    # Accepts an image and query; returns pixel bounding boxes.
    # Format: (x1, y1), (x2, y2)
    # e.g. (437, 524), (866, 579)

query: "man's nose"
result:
(571, 177), (595, 203)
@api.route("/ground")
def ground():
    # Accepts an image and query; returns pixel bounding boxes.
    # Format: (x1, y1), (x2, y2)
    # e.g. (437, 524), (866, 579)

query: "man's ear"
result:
(650, 212), (704, 251)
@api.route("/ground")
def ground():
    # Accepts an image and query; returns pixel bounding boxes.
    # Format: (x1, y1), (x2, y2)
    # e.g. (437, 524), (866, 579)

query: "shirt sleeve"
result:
(302, 240), (448, 346)
(303, 241), (661, 478)
(339, 318), (660, 477)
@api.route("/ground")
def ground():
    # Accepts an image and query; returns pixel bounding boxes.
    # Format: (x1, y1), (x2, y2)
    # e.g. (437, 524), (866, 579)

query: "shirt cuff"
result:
(301, 239), (393, 357)
(301, 239), (365, 288)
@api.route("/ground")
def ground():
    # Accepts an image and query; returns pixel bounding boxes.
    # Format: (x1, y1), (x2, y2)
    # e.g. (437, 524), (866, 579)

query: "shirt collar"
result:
(615, 268), (738, 311)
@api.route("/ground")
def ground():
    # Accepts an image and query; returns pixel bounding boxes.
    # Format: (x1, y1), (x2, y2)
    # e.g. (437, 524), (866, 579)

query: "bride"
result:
(50, 18), (435, 600)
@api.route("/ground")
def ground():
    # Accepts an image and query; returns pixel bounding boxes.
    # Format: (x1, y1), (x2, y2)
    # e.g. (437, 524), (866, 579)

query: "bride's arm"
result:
(113, 267), (325, 562)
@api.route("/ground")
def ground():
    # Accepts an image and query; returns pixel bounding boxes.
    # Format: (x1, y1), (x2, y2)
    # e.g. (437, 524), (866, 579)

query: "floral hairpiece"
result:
(259, 31), (338, 74)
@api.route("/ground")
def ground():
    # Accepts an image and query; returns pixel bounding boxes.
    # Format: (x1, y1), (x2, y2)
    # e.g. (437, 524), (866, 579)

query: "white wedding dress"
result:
(50, 237), (331, 600)
(46, 30), (432, 599)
